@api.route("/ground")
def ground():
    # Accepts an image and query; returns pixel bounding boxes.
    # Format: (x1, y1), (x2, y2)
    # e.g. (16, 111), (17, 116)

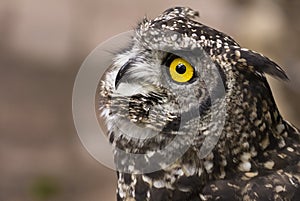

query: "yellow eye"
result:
(169, 58), (194, 83)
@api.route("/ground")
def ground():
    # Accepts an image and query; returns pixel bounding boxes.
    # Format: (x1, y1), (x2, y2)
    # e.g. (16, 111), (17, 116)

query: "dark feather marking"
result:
(239, 48), (289, 80)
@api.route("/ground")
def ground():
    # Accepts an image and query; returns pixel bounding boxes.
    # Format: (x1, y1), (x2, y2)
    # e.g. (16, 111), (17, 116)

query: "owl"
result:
(97, 7), (300, 201)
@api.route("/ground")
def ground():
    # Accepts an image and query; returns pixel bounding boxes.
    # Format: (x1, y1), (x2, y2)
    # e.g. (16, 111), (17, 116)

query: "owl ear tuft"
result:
(239, 48), (289, 81)
(161, 7), (199, 20)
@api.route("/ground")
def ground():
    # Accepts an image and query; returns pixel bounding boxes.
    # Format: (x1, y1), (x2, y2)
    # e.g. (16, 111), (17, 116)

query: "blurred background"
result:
(0, 0), (299, 200)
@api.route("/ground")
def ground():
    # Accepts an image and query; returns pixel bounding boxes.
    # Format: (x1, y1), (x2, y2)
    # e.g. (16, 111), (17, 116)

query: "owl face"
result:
(98, 25), (228, 160)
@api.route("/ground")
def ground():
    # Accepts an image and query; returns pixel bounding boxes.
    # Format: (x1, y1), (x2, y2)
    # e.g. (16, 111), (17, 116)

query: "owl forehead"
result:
(135, 7), (239, 53)
(135, 18), (202, 51)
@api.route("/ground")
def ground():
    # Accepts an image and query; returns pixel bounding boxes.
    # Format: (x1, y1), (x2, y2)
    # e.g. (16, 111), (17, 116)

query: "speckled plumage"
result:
(97, 7), (300, 201)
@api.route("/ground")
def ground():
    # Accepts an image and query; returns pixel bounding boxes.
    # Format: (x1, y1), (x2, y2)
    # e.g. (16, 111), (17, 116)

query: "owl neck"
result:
(221, 73), (290, 162)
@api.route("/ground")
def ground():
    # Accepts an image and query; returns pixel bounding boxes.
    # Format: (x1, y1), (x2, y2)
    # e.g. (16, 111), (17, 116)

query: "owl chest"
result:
(117, 151), (214, 201)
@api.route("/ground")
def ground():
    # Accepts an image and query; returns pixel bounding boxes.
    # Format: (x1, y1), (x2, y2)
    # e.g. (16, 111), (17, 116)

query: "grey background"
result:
(1, 0), (299, 200)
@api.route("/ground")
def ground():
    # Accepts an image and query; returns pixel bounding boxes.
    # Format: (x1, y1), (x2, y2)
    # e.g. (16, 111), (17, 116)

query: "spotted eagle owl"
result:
(97, 7), (300, 201)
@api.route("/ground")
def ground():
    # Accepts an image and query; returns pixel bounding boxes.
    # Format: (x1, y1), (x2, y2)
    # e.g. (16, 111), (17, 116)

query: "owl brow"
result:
(162, 53), (179, 67)
(161, 49), (201, 65)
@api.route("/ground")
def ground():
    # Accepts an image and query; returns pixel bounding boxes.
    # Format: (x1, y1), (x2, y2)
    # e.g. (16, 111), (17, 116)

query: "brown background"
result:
(1, 0), (300, 200)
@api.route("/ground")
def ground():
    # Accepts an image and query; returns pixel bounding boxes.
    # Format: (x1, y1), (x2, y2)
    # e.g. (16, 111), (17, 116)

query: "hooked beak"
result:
(115, 60), (132, 90)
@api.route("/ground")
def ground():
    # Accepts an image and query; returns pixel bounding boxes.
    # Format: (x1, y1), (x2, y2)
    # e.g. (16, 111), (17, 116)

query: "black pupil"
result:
(176, 63), (186, 74)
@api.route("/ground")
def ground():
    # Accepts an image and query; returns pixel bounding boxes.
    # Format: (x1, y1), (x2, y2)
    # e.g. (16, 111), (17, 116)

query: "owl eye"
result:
(169, 58), (194, 83)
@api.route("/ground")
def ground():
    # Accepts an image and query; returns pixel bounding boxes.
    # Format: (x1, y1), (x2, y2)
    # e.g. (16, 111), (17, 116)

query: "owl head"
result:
(97, 7), (288, 173)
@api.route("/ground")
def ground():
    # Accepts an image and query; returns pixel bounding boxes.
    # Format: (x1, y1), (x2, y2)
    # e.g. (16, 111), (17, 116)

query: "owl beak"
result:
(115, 60), (131, 90)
